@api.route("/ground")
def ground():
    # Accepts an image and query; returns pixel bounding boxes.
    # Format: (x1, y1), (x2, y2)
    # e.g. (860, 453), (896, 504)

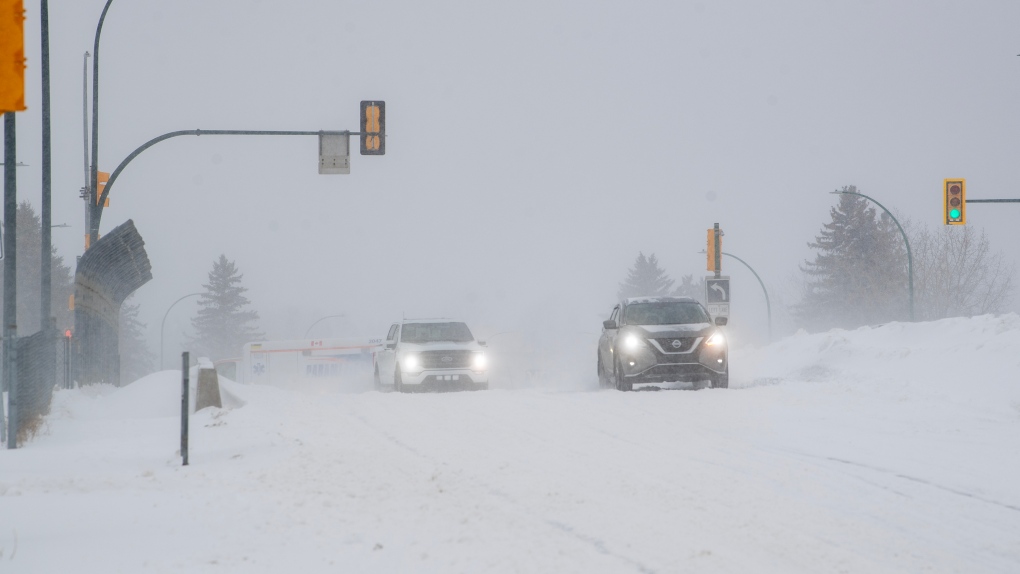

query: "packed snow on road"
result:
(3, 314), (1019, 573)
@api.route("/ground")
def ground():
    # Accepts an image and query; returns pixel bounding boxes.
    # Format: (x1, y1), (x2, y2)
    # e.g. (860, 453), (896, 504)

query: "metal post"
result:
(160, 293), (202, 370)
(713, 223), (721, 279)
(89, 0), (114, 247)
(40, 0), (53, 328)
(721, 252), (772, 341)
(181, 351), (189, 466)
(832, 190), (914, 321)
(4, 112), (18, 448)
(64, 334), (70, 389)
(82, 51), (90, 240)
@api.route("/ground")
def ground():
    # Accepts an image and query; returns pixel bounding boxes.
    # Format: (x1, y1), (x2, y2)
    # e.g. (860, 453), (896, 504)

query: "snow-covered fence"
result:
(8, 324), (62, 442)
(72, 220), (152, 387)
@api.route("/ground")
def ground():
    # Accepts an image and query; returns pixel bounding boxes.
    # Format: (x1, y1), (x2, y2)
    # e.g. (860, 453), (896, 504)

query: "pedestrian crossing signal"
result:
(360, 101), (385, 155)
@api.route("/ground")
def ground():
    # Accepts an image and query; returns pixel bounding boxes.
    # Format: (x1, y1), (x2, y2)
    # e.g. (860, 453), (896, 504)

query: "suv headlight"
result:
(704, 331), (726, 347)
(402, 353), (421, 373)
(472, 353), (488, 372)
(622, 333), (645, 351)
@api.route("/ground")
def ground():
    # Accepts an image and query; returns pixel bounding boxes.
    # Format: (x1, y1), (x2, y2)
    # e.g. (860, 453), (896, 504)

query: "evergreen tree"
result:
(0, 201), (75, 334)
(617, 252), (674, 300)
(796, 186), (908, 331)
(672, 274), (706, 303)
(119, 295), (156, 383)
(189, 255), (263, 360)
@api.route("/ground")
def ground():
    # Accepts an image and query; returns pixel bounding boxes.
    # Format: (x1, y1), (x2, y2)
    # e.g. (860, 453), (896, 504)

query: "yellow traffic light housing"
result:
(943, 179), (966, 225)
(0, 0), (27, 113)
(97, 171), (110, 206)
(706, 228), (721, 272)
(360, 101), (385, 155)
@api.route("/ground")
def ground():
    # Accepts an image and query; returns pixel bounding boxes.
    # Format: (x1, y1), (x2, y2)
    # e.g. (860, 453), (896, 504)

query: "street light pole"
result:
(700, 250), (772, 341)
(831, 190), (914, 321)
(722, 252), (771, 341)
(89, 0), (114, 247)
(304, 314), (345, 339)
(92, 129), (359, 237)
(160, 293), (201, 370)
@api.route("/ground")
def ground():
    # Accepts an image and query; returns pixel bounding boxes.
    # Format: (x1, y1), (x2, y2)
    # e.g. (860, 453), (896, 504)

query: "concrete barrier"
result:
(196, 367), (222, 411)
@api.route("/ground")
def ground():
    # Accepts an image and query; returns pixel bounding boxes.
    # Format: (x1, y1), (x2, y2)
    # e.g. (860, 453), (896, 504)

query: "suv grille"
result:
(652, 337), (698, 353)
(420, 350), (474, 369)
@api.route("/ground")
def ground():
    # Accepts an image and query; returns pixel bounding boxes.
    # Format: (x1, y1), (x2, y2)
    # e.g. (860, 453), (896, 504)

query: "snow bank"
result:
(733, 313), (1020, 417)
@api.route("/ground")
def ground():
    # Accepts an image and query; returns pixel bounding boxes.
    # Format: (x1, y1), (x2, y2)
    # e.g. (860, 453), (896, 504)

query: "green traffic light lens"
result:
(950, 208), (961, 219)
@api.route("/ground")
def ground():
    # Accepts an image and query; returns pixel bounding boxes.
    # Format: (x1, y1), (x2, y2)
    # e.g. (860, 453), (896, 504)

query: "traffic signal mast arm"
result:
(90, 129), (363, 240)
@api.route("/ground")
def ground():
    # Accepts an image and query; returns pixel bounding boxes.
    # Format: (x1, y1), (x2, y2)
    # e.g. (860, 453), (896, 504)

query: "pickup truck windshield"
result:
(623, 302), (710, 326)
(401, 322), (475, 343)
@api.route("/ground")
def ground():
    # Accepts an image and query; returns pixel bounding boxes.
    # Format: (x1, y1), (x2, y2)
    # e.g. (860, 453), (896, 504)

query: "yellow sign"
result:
(0, 0), (27, 113)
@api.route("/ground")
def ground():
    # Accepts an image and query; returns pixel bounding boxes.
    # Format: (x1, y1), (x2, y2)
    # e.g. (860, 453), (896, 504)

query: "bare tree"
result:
(910, 225), (1014, 320)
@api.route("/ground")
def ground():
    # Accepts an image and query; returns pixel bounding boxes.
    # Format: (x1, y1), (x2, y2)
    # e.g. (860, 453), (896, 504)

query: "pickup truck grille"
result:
(420, 350), (474, 369)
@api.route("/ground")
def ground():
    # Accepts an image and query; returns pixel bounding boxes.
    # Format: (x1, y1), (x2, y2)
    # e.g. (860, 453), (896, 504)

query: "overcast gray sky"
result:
(12, 0), (1020, 361)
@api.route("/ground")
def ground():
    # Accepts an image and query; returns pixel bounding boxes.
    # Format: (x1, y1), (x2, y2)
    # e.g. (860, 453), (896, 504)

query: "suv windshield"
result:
(623, 302), (710, 326)
(401, 322), (475, 343)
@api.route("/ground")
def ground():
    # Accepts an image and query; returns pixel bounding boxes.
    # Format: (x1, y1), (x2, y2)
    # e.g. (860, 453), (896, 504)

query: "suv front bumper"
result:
(616, 344), (726, 383)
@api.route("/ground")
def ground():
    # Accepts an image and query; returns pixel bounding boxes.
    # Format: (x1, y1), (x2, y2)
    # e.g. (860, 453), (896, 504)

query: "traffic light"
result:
(706, 227), (721, 272)
(360, 100), (385, 155)
(943, 178), (966, 225)
(0, 0), (27, 113)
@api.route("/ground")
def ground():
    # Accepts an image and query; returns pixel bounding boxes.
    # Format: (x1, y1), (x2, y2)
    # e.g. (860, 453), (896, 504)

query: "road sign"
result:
(319, 133), (350, 174)
(706, 276), (730, 317)
(706, 276), (730, 303)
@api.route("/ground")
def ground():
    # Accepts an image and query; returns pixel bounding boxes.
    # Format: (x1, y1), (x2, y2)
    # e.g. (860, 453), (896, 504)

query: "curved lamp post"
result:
(160, 292), (201, 369)
(830, 189), (914, 321)
(701, 251), (771, 340)
(304, 314), (345, 339)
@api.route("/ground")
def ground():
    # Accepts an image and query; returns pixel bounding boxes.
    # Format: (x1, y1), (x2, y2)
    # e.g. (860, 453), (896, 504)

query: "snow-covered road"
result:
(3, 315), (1019, 572)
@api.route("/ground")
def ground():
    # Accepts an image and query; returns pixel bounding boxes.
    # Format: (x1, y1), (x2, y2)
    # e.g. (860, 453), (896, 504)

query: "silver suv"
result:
(374, 320), (489, 392)
(598, 297), (728, 391)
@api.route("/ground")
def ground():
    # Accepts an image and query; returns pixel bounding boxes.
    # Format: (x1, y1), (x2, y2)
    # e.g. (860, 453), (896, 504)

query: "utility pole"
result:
(4, 112), (19, 448)
(40, 0), (53, 329)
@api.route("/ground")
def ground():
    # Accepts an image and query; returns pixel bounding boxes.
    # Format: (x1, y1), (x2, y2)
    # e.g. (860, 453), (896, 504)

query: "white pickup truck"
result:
(373, 319), (489, 392)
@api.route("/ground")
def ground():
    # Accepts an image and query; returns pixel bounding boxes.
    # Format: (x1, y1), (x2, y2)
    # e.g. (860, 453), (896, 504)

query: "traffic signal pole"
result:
(713, 223), (721, 279)
(88, 129), (362, 242)
(831, 189), (914, 321)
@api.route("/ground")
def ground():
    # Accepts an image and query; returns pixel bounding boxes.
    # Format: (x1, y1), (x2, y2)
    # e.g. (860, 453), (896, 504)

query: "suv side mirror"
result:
(603, 319), (617, 330)
(478, 340), (487, 347)
(714, 316), (728, 326)
(385, 341), (396, 350)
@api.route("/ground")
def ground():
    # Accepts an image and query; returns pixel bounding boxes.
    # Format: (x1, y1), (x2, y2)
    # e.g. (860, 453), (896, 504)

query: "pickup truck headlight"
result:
(472, 353), (488, 372)
(402, 353), (422, 373)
